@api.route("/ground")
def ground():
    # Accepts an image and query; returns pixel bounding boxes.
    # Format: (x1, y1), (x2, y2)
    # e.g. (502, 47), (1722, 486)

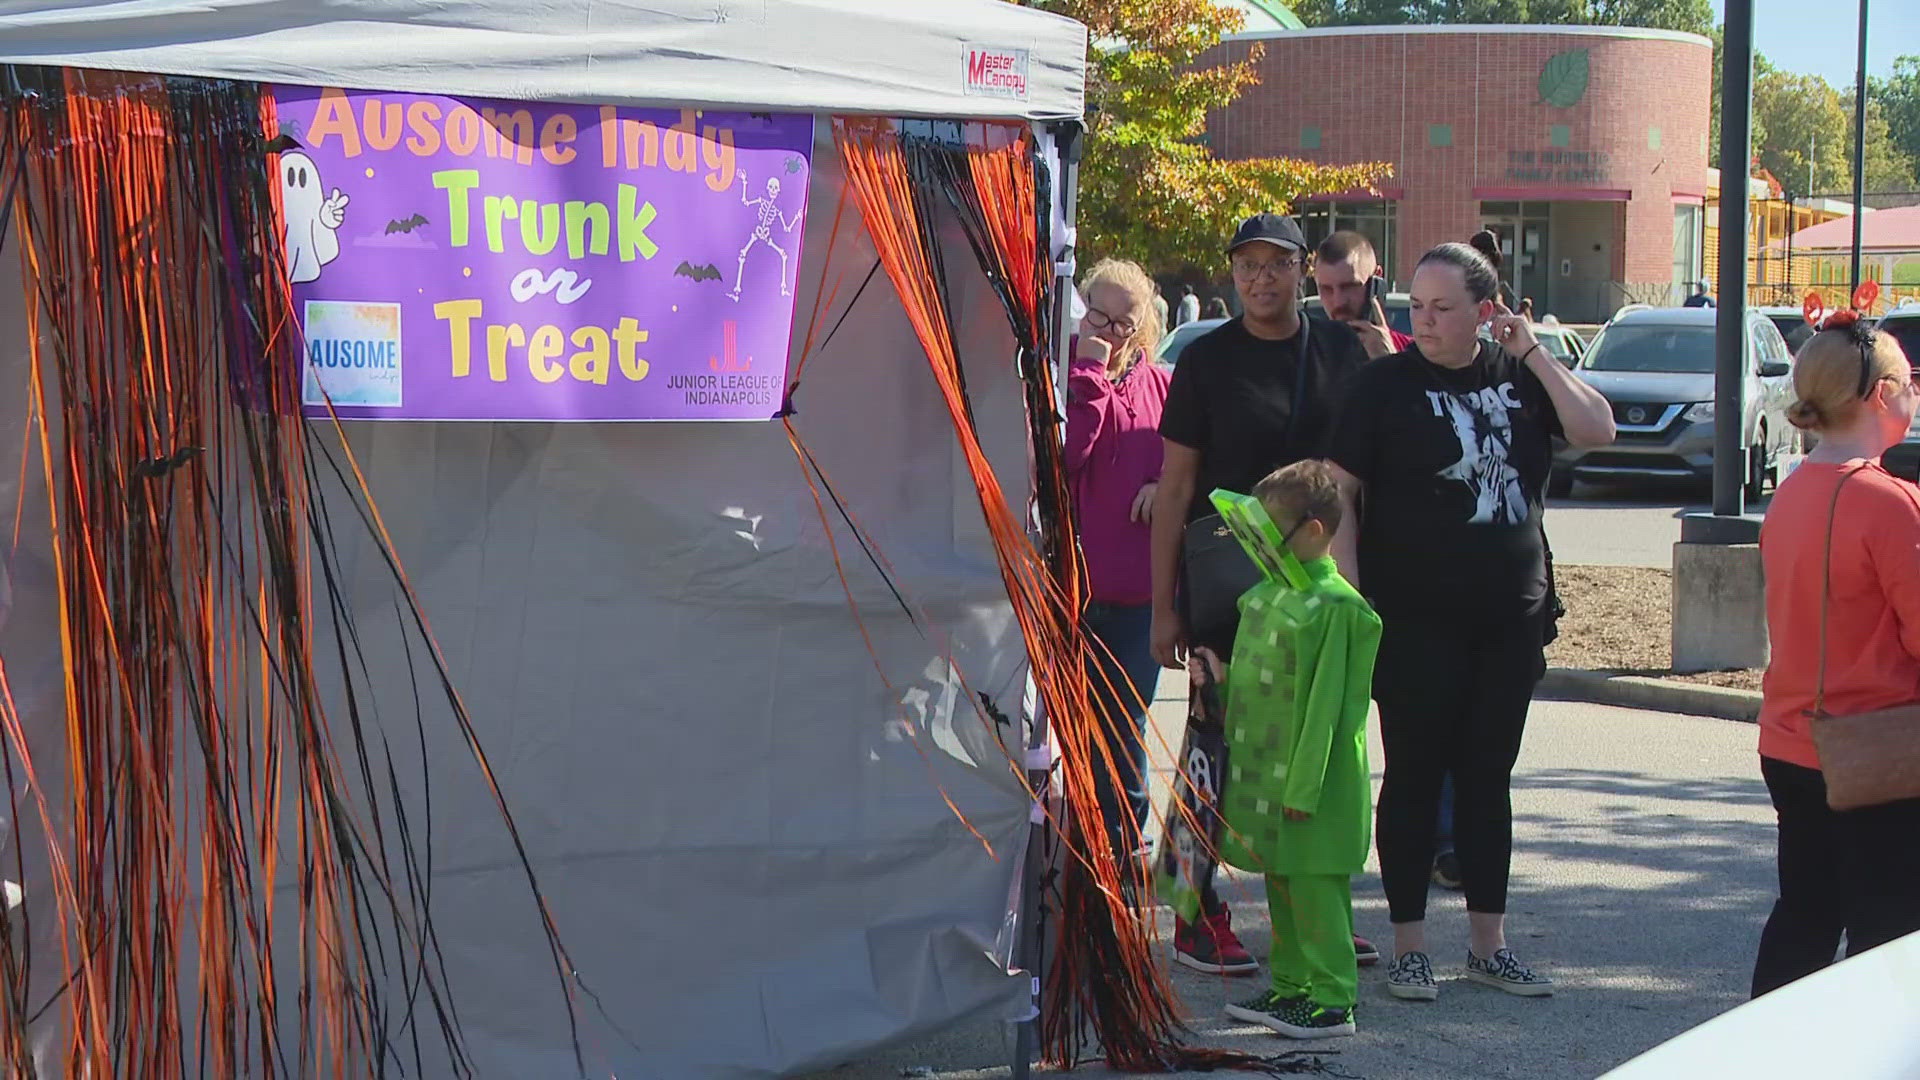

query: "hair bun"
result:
(1785, 399), (1824, 431)
(1467, 230), (1502, 270)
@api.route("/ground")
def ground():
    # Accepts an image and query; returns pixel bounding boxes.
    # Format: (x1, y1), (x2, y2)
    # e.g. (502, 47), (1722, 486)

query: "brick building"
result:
(1205, 25), (1713, 323)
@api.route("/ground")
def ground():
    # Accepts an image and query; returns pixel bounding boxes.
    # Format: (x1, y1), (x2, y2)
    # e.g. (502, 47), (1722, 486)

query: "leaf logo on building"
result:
(1538, 49), (1591, 108)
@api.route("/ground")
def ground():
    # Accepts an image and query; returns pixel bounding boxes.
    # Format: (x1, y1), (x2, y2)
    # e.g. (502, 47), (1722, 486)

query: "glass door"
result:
(1481, 206), (1551, 315)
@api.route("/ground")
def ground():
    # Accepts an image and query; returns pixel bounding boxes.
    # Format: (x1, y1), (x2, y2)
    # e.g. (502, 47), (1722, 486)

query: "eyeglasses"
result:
(1084, 307), (1138, 335)
(1232, 255), (1302, 281)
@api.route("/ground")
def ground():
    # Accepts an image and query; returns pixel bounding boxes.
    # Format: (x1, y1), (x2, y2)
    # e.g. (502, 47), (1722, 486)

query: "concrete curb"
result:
(1538, 667), (1762, 722)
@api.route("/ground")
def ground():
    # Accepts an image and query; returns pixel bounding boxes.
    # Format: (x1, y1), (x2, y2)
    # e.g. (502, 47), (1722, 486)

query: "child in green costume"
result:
(1194, 460), (1382, 1040)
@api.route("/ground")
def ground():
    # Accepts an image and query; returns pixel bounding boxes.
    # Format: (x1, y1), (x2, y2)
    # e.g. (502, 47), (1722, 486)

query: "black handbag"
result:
(1181, 515), (1263, 655)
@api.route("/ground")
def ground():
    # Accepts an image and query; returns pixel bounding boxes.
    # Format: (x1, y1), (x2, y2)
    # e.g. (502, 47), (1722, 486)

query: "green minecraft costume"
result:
(1209, 491), (1382, 1010)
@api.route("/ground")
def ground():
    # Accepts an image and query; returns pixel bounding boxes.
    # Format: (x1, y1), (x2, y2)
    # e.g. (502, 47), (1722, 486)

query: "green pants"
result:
(1266, 874), (1356, 1009)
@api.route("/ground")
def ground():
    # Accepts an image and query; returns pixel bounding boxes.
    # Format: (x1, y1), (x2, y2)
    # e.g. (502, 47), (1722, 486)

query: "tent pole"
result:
(1013, 118), (1083, 1080)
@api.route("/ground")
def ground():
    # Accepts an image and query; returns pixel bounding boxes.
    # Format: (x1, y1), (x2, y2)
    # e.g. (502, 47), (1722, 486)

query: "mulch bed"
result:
(1546, 565), (1764, 692)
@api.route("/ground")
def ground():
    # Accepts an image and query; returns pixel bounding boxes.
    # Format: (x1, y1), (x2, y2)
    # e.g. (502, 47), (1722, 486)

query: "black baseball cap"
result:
(1228, 213), (1306, 254)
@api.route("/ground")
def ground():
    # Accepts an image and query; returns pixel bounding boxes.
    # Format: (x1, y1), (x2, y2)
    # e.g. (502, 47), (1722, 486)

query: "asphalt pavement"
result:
(812, 686), (1776, 1080)
(1544, 478), (1777, 570)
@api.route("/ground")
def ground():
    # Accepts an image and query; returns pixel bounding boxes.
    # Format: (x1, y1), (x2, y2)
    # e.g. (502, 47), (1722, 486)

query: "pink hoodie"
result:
(1065, 346), (1171, 606)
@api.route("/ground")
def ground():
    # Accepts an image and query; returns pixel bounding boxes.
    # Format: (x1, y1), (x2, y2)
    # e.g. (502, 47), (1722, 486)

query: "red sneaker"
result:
(1354, 934), (1381, 966)
(1174, 911), (1259, 975)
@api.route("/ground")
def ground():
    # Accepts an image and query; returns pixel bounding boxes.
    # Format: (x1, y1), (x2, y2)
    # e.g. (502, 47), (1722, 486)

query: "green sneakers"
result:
(1224, 991), (1356, 1039)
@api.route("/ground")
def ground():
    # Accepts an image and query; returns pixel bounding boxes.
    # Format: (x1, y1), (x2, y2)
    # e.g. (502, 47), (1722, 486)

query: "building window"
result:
(1673, 203), (1704, 300)
(1648, 126), (1663, 150)
(1428, 124), (1453, 148)
(1301, 126), (1322, 150)
(1300, 200), (1401, 287)
(1550, 125), (1571, 148)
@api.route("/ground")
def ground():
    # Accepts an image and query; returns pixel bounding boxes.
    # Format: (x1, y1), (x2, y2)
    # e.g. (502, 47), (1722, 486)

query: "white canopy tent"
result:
(0, 0), (1086, 121)
(0, 2), (1088, 1077)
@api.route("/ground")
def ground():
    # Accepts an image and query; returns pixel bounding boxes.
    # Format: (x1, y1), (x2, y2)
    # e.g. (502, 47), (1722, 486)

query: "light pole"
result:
(1711, 0), (1754, 519)
(1850, 0), (1869, 294)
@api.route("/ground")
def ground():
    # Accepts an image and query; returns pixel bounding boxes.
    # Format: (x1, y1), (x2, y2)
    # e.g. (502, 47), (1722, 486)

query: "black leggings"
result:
(1373, 613), (1544, 925)
(1752, 756), (1920, 997)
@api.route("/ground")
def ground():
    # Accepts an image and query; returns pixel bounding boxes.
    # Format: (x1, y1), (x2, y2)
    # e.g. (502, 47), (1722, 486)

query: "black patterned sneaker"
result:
(1465, 948), (1554, 997)
(1225, 992), (1355, 1039)
(1386, 950), (1439, 1001)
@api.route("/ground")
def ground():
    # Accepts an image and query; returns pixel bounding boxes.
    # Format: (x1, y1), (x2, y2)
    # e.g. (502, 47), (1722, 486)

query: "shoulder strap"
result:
(1813, 464), (1868, 719)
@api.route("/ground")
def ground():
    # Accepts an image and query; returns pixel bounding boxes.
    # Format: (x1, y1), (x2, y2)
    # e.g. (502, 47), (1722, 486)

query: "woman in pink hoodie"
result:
(1066, 258), (1172, 868)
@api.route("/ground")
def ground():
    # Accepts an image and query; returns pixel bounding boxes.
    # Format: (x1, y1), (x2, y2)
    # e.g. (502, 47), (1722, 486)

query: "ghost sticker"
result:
(279, 150), (350, 284)
(730, 173), (801, 302)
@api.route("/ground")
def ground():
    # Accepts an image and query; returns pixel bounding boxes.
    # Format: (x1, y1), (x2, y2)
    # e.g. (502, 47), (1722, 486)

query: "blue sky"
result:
(1709, 0), (1912, 86)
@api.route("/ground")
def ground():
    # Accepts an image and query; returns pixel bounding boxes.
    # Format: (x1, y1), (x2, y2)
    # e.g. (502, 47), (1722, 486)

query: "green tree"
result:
(1871, 56), (1920, 185)
(1292, 0), (1710, 33)
(1016, 0), (1388, 274)
(1748, 59), (1916, 197)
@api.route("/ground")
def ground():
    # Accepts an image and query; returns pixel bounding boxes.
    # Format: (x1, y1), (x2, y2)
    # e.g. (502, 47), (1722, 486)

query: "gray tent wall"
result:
(0, 7), (1088, 1073)
(0, 109), (1084, 1075)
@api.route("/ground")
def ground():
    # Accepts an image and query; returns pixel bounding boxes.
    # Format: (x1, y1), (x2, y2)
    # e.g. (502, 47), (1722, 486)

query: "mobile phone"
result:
(1361, 274), (1384, 319)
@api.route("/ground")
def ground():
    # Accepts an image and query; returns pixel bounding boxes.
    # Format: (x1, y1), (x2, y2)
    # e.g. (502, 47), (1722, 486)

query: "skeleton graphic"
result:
(280, 150), (349, 284)
(729, 175), (800, 302)
(1434, 386), (1528, 525)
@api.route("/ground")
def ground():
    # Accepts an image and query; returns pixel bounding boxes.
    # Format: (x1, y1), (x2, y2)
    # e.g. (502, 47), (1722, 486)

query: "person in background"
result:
(1750, 313), (1920, 998)
(1468, 230), (1521, 312)
(1065, 258), (1173, 883)
(1151, 212), (1376, 975)
(1684, 281), (1715, 308)
(1151, 289), (1171, 342)
(1206, 297), (1232, 320)
(1312, 231), (1411, 360)
(1518, 297), (1536, 322)
(1179, 284), (1201, 328)
(1327, 242), (1615, 1003)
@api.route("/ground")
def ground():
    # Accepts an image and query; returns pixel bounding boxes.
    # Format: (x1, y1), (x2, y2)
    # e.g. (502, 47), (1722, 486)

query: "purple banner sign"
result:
(272, 86), (813, 421)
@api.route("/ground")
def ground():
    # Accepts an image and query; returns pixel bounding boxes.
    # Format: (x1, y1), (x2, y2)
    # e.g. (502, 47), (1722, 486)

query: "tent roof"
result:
(0, 0), (1087, 121)
(1781, 205), (1920, 254)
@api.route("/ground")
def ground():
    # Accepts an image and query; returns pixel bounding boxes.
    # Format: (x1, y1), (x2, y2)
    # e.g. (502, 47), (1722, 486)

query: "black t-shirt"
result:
(1328, 341), (1564, 621)
(1159, 316), (1370, 521)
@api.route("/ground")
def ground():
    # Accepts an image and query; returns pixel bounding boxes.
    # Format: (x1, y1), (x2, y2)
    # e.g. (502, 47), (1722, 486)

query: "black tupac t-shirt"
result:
(1159, 316), (1369, 521)
(1329, 341), (1564, 621)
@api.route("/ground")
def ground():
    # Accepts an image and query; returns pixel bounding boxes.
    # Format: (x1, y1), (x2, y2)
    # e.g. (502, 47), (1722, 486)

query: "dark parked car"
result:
(1551, 307), (1796, 499)
(1878, 306), (1920, 481)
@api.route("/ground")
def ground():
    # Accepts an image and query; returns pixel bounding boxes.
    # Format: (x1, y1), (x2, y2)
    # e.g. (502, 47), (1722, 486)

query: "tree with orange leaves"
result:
(1017, 0), (1390, 274)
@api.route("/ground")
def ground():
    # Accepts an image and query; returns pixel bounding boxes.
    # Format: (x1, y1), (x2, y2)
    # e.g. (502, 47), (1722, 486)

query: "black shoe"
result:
(1353, 934), (1381, 966)
(1432, 850), (1463, 890)
(1226, 991), (1355, 1039)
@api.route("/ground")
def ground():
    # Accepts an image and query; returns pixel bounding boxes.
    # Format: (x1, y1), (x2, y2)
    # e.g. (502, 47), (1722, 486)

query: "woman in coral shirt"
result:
(1064, 259), (1171, 872)
(1754, 313), (1920, 997)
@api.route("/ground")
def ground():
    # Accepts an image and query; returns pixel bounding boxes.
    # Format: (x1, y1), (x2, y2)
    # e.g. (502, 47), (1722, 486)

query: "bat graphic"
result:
(675, 261), (724, 283)
(385, 213), (430, 236)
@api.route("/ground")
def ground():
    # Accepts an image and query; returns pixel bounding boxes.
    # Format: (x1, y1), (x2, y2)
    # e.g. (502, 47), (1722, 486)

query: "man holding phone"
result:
(1313, 231), (1411, 360)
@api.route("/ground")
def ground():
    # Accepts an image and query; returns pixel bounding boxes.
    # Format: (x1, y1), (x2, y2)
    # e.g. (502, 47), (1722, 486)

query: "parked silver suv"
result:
(1551, 307), (1795, 499)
